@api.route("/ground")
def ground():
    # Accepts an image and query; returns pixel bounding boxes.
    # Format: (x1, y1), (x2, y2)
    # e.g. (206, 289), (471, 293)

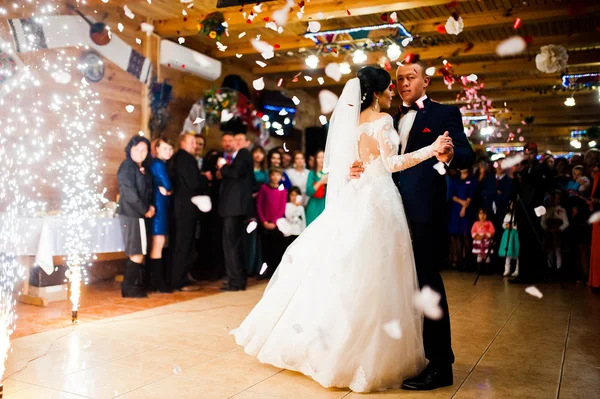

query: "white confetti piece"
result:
(216, 42), (228, 52)
(259, 262), (268, 275)
(414, 286), (443, 320)
(307, 21), (321, 33)
(123, 5), (135, 19)
(433, 162), (446, 175)
(425, 66), (436, 77)
(182, 9), (188, 16)
(496, 36), (527, 57)
(279, 109), (288, 116)
(253, 77), (265, 91)
(136, 38), (142, 45)
(304, 75), (313, 82)
(319, 115), (327, 125)
(445, 16), (464, 35)
(278, 184), (285, 191)
(283, 142), (289, 152)
(178, 37), (185, 44)
(292, 324), (304, 333)
(466, 73), (478, 82)
(588, 211), (600, 224)
(256, 61), (267, 68)
(193, 117), (204, 125)
(292, 96), (300, 105)
(325, 63), (342, 82)
(262, 50), (274, 60)
(251, 39), (272, 54)
(501, 153), (525, 169)
(297, 11), (304, 19)
(125, 105), (135, 113)
(525, 286), (543, 299)
(238, 32), (246, 38)
(534, 206), (546, 217)
(221, 109), (234, 122)
(140, 22), (154, 36)
(117, 23), (124, 32)
(319, 90), (339, 114)
(173, 364), (182, 374)
(401, 37), (412, 47)
(276, 129), (285, 136)
(83, 340), (92, 349)
(51, 71), (71, 84)
(191, 196), (212, 212)
(383, 320), (402, 339)
(253, 4), (263, 13)
(273, 0), (294, 25)
(390, 12), (398, 23)
(276, 218), (292, 235)
(317, 77), (325, 85)
(246, 220), (258, 234)
(265, 21), (278, 31)
(236, 54), (243, 58)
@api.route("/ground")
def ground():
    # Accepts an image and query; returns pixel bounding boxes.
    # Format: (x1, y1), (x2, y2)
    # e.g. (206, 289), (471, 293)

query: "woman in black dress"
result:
(117, 136), (154, 298)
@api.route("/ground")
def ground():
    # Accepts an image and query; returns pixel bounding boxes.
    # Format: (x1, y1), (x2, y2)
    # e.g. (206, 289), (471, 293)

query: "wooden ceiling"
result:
(77, 0), (600, 151)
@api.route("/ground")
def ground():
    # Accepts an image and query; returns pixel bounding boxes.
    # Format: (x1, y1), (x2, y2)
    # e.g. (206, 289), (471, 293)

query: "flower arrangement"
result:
(198, 12), (226, 41)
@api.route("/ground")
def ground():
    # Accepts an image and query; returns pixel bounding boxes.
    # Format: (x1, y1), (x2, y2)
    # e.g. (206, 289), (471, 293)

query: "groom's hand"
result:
(349, 161), (364, 179)
(435, 131), (454, 164)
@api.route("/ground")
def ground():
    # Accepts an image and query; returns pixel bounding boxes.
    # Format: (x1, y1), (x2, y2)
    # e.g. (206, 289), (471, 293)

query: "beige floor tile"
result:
(117, 375), (243, 399)
(232, 392), (285, 398)
(111, 346), (217, 374)
(40, 362), (170, 399)
(559, 361), (600, 398)
(247, 370), (349, 399)
(3, 385), (89, 399)
(0, 378), (35, 395)
(165, 333), (240, 355)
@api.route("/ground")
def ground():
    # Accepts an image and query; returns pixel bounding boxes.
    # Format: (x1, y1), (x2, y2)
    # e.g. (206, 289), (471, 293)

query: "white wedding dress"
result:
(233, 82), (436, 393)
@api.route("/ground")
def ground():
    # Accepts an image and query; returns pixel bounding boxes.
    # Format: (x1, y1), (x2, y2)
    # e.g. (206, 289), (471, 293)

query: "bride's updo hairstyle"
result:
(357, 66), (392, 112)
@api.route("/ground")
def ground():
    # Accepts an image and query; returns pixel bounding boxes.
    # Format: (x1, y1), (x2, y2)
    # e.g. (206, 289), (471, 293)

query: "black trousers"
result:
(222, 216), (247, 289)
(261, 228), (286, 276)
(171, 213), (198, 290)
(409, 220), (455, 365)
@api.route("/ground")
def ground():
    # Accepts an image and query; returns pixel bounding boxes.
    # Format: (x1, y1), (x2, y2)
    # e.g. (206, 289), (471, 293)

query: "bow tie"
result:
(400, 103), (421, 115)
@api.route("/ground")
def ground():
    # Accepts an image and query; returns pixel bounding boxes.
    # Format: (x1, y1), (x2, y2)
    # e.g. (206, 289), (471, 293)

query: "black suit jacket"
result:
(219, 148), (254, 218)
(392, 97), (475, 224)
(172, 149), (208, 219)
(116, 158), (153, 218)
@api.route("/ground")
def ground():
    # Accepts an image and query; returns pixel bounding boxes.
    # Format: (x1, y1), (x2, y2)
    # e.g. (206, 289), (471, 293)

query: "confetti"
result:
(283, 142), (290, 152)
(173, 364), (182, 374)
(277, 78), (283, 87)
(279, 109), (288, 116)
(276, 129), (285, 136)
(178, 37), (185, 44)
(436, 25), (447, 34)
(425, 66), (436, 76)
(276, 218), (292, 235)
(588, 211), (600, 224)
(525, 286), (543, 299)
(125, 105), (135, 113)
(401, 37), (412, 47)
(191, 196), (212, 212)
(117, 23), (124, 32)
(304, 76), (313, 82)
(292, 96), (301, 105)
(318, 77), (325, 85)
(252, 77), (265, 91)
(292, 324), (304, 333)
(216, 42), (228, 52)
(124, 5), (135, 19)
(319, 115), (328, 125)
(262, 50), (275, 60)
(273, 0), (294, 25)
(319, 90), (339, 114)
(325, 63), (342, 82)
(433, 162), (447, 175)
(383, 320), (402, 339)
(259, 262), (269, 275)
(466, 74), (478, 82)
(496, 36), (527, 57)
(51, 71), (72, 84)
(253, 3), (263, 13)
(390, 12), (398, 23)
(246, 220), (258, 234)
(140, 22), (154, 36)
(256, 61), (267, 68)
(221, 109), (234, 122)
(193, 117), (204, 124)
(513, 18), (522, 29)
(534, 206), (546, 217)
(251, 39), (272, 54)
(307, 21), (321, 33)
(445, 15), (464, 35)
(414, 286), (443, 320)
(136, 38), (142, 45)
(278, 184), (285, 191)
(236, 54), (243, 58)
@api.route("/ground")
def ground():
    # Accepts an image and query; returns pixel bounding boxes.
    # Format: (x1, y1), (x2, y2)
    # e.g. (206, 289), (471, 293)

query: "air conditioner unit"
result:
(160, 40), (222, 81)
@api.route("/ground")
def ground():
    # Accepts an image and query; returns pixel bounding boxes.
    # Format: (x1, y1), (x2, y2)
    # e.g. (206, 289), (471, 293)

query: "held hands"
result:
(145, 205), (156, 218)
(158, 186), (171, 196)
(349, 160), (364, 179)
(434, 132), (454, 164)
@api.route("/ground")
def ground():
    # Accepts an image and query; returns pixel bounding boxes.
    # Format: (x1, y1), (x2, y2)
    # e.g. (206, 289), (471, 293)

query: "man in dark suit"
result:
(350, 60), (475, 390)
(170, 133), (208, 291)
(217, 132), (254, 291)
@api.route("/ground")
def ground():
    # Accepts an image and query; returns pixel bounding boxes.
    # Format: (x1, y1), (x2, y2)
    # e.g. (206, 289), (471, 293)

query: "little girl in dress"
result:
(499, 202), (520, 277)
(472, 208), (495, 274)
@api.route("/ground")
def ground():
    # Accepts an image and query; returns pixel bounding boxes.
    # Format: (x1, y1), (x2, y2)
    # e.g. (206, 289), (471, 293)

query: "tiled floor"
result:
(2, 272), (599, 398)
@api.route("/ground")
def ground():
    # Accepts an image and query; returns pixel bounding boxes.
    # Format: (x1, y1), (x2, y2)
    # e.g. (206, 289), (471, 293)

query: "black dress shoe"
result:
(402, 363), (453, 391)
(220, 285), (240, 292)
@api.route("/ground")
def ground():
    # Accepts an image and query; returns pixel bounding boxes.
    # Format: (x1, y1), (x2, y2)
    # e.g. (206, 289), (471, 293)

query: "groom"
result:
(350, 60), (475, 390)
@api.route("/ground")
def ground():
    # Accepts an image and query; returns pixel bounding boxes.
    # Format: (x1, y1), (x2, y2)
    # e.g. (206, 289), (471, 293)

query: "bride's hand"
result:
(433, 132), (453, 155)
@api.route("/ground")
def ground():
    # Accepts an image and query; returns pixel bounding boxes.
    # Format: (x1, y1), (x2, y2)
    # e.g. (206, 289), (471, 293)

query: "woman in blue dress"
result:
(447, 169), (477, 270)
(148, 138), (174, 293)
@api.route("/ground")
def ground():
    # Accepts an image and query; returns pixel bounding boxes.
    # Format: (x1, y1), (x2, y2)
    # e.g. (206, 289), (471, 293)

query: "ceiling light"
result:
(564, 96), (576, 107)
(386, 44), (402, 61)
(339, 62), (352, 75)
(589, 140), (597, 148)
(352, 50), (367, 64)
(305, 55), (319, 69)
(570, 139), (582, 149)
(480, 126), (494, 136)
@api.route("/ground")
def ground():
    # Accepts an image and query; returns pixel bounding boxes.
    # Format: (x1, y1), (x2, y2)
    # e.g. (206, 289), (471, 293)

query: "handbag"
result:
(313, 183), (326, 199)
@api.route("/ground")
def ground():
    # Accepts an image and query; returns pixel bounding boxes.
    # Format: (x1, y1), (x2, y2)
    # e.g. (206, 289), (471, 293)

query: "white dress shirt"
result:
(398, 95), (428, 155)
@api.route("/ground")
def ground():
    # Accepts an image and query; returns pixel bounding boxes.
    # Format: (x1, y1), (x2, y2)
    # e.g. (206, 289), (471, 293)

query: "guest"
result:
(116, 136), (154, 298)
(305, 150), (327, 226)
(472, 209), (495, 274)
(567, 165), (591, 197)
(218, 132), (254, 291)
(148, 138), (173, 293)
(447, 169), (475, 270)
(584, 148), (600, 177)
(286, 151), (310, 202)
(257, 168), (288, 277)
(553, 157), (570, 191)
(567, 165), (592, 282)
(588, 164), (600, 289)
(194, 134), (206, 170)
(171, 133), (208, 291)
(307, 154), (316, 170)
(267, 148), (292, 190)
(541, 190), (569, 273)
(284, 186), (306, 244)
(473, 158), (495, 215)
(252, 146), (269, 185)
(499, 202), (520, 277)
(282, 151), (293, 170)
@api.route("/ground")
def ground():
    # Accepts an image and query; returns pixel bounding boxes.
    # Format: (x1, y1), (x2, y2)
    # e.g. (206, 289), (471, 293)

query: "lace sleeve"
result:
(376, 121), (435, 173)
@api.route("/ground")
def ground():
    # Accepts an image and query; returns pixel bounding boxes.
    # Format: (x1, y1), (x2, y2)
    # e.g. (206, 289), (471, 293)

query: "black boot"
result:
(121, 260), (148, 298)
(149, 258), (172, 293)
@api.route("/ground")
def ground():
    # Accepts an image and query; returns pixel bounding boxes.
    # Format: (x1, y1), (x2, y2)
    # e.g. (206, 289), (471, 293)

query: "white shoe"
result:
(511, 268), (519, 277)
(503, 261), (511, 277)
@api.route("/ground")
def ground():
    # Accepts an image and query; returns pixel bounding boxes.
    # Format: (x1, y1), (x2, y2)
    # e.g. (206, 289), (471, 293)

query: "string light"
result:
(304, 22), (412, 43)
(561, 72), (600, 88)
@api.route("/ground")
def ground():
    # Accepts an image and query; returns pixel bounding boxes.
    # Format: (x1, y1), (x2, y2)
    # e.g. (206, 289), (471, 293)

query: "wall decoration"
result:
(535, 45), (568, 74)
(198, 12), (227, 40)
(0, 41), (24, 98)
(80, 51), (105, 83)
(149, 82), (172, 138)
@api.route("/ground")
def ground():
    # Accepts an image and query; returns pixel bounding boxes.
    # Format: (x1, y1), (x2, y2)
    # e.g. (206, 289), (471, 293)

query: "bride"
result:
(232, 67), (453, 393)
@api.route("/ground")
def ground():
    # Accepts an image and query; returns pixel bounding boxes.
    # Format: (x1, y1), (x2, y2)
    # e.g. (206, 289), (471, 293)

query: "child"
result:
(472, 209), (495, 274)
(257, 167), (288, 278)
(499, 202), (520, 277)
(541, 190), (569, 272)
(284, 186), (306, 244)
(567, 165), (591, 198)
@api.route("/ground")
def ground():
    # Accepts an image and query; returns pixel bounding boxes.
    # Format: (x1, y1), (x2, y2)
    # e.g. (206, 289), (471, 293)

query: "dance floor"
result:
(2, 272), (599, 398)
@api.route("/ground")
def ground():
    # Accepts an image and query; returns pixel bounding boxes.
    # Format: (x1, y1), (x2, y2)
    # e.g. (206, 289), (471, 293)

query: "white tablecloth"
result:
(0, 215), (124, 275)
